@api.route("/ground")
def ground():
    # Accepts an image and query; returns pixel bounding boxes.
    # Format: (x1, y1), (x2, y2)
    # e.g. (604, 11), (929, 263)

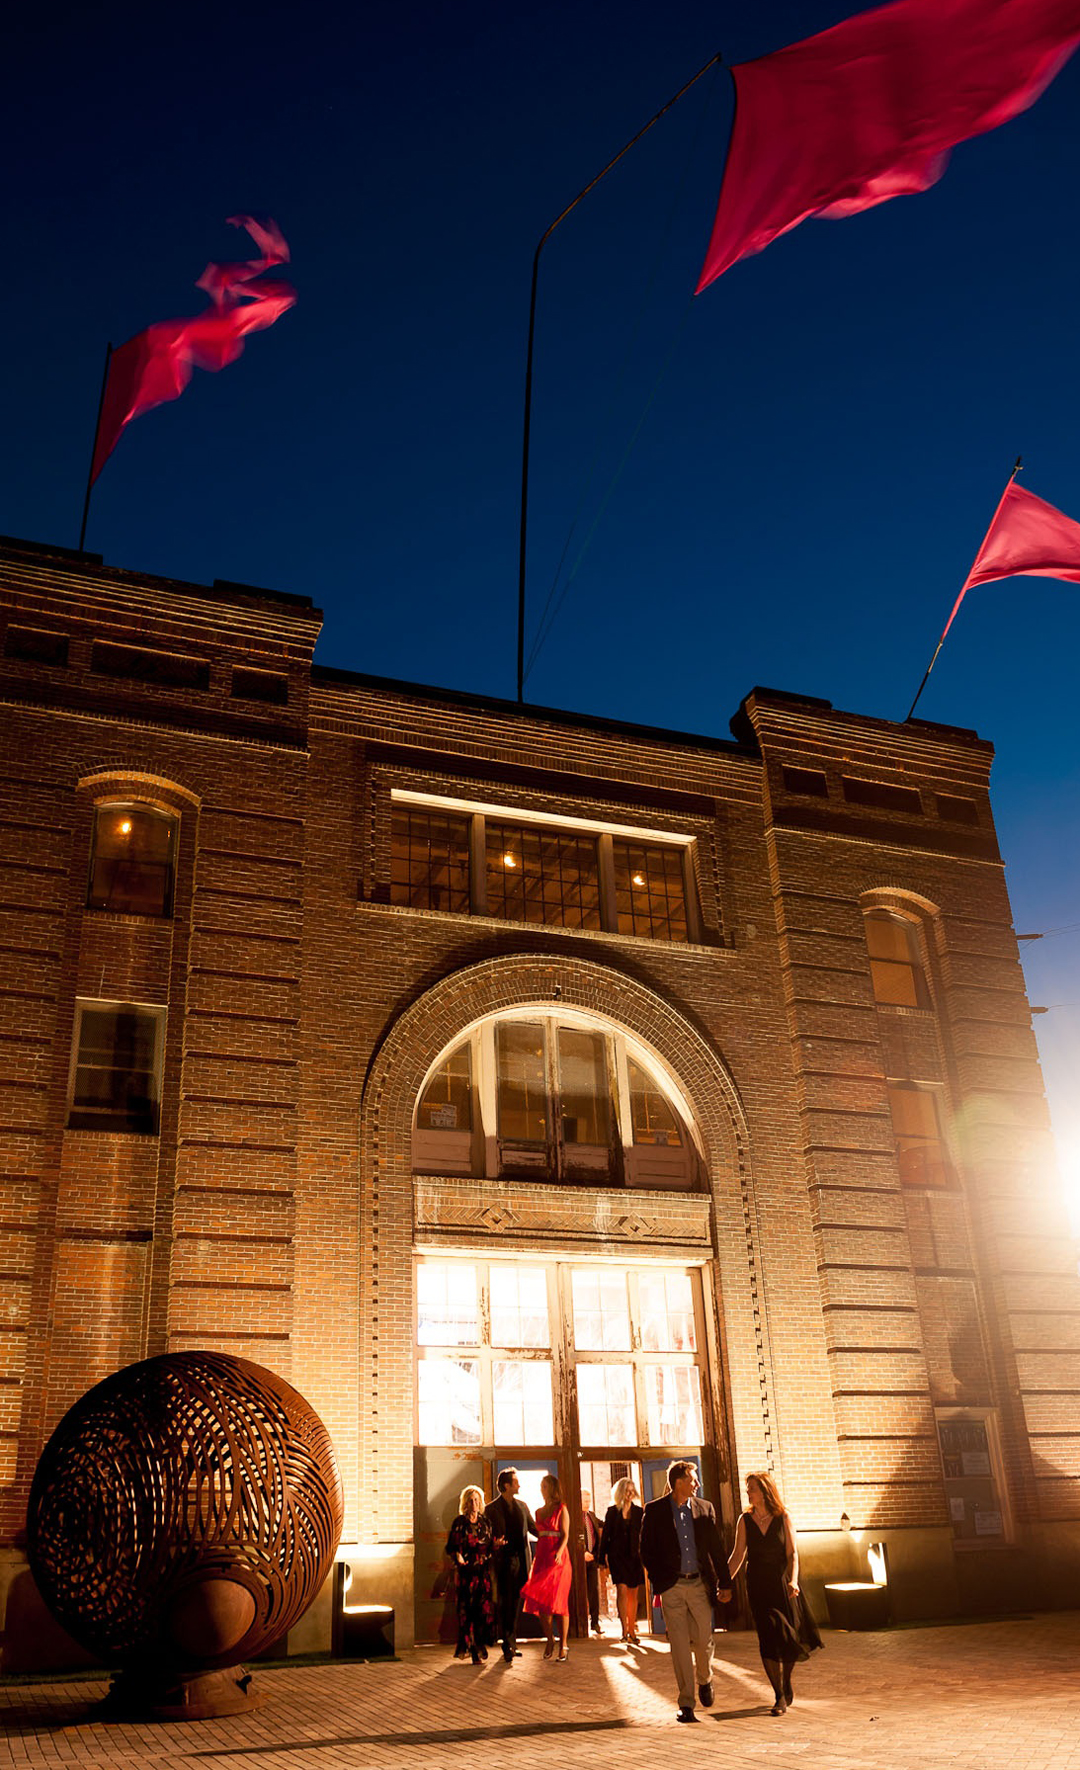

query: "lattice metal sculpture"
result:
(27, 1352), (344, 1716)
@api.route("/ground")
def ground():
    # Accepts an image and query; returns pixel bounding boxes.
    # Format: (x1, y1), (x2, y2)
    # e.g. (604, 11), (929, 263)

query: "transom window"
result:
(413, 1012), (703, 1191)
(390, 797), (701, 944)
(865, 910), (930, 1008)
(88, 802), (176, 917)
(416, 1258), (707, 1453)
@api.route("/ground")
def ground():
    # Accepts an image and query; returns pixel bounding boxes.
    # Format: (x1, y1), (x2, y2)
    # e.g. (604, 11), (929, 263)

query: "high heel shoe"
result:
(770, 1697), (787, 1715)
(543, 1640), (555, 1660)
(556, 1649), (569, 1662)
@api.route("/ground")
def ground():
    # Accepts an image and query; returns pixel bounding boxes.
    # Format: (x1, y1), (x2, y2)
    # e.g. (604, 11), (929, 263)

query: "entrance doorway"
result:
(414, 1255), (718, 1641)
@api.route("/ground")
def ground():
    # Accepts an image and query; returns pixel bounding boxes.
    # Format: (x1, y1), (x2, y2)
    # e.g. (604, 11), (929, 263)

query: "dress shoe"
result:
(677, 1707), (699, 1723)
(698, 1682), (714, 1708)
(502, 1645), (514, 1663)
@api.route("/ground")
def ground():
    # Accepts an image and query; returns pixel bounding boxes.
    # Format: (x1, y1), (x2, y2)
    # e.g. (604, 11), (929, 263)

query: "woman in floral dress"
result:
(446, 1484), (496, 1663)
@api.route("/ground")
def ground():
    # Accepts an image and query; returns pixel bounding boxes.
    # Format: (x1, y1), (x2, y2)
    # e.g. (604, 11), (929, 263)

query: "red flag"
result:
(697, 0), (1080, 292)
(90, 217), (296, 484)
(939, 480), (1080, 642)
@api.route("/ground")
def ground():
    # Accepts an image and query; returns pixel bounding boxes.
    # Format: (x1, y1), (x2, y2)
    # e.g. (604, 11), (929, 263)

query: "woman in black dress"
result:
(728, 1470), (820, 1713)
(446, 1484), (496, 1663)
(598, 1476), (644, 1643)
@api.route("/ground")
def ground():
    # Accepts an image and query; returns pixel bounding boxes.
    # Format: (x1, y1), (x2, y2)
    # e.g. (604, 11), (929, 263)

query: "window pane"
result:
(612, 841), (689, 942)
(639, 1272), (696, 1352)
(571, 1269), (631, 1351)
(417, 1359), (481, 1444)
(645, 1364), (703, 1445)
(490, 1265), (550, 1348)
(68, 1004), (161, 1134)
(496, 1022), (549, 1143)
(627, 1058), (684, 1147)
(417, 1263), (479, 1345)
(492, 1360), (554, 1444)
(888, 1086), (952, 1188)
(557, 1028), (611, 1146)
(417, 1042), (473, 1131)
(391, 807), (471, 913)
(88, 805), (175, 917)
(577, 1364), (637, 1446)
(485, 822), (601, 930)
(866, 913), (927, 1007)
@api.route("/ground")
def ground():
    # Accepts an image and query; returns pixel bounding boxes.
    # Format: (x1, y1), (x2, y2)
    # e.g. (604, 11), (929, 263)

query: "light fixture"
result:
(631, 873), (645, 887)
(503, 853), (517, 869)
(119, 820), (132, 836)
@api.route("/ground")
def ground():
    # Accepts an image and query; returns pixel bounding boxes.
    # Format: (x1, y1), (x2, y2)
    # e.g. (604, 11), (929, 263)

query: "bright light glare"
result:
(1055, 1134), (1080, 1239)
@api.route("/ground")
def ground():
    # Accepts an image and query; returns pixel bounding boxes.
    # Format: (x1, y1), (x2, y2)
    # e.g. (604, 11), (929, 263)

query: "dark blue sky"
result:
(4, 0), (1079, 1209)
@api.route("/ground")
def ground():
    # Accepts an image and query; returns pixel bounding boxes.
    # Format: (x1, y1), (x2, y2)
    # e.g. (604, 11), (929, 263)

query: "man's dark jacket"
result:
(484, 1492), (537, 1575)
(639, 1493), (732, 1606)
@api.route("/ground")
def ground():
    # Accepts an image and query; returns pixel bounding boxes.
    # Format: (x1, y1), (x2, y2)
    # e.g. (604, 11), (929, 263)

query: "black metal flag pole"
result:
(78, 342), (113, 553)
(905, 456), (1023, 723)
(516, 50), (724, 703)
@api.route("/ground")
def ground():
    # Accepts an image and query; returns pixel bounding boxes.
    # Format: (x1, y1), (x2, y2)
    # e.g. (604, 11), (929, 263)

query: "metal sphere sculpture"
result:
(27, 1352), (344, 1715)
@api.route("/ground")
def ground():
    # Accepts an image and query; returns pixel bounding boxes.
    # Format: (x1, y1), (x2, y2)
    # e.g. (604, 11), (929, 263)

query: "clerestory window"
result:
(389, 796), (701, 944)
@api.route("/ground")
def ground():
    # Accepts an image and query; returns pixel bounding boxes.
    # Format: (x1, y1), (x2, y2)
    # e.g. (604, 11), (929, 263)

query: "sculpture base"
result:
(103, 1665), (267, 1720)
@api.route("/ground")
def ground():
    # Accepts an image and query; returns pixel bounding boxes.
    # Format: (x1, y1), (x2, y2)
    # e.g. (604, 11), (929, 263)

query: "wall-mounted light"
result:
(503, 853), (517, 869)
(631, 873), (645, 887)
(867, 1541), (889, 1588)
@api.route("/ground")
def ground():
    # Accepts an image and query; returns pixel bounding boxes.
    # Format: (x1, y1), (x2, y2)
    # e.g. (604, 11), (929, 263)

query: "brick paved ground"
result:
(4, 1613), (1080, 1770)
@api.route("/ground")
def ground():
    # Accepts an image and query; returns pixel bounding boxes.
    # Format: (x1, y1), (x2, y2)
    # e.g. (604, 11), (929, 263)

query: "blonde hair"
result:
(744, 1470), (783, 1516)
(611, 1477), (637, 1508)
(459, 1484), (485, 1516)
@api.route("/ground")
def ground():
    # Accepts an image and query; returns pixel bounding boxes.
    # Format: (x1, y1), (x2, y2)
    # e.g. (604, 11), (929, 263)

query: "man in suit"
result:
(639, 1459), (732, 1723)
(485, 1467), (537, 1663)
(580, 1489), (604, 1635)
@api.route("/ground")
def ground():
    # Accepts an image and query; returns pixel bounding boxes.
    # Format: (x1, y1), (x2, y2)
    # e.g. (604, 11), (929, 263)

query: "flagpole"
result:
(905, 456), (1022, 722)
(78, 342), (113, 553)
(516, 50), (724, 703)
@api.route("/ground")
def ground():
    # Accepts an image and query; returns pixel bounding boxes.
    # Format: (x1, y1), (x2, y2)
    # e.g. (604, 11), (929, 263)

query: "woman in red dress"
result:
(520, 1472), (572, 1660)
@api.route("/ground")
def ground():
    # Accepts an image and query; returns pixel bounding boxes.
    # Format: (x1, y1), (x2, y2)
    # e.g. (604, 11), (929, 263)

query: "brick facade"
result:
(1, 534), (1078, 1665)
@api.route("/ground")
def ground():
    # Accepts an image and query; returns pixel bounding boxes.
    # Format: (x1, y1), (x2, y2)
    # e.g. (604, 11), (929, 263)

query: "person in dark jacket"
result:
(598, 1476), (644, 1642)
(485, 1466), (537, 1663)
(639, 1459), (732, 1723)
(581, 1489), (604, 1634)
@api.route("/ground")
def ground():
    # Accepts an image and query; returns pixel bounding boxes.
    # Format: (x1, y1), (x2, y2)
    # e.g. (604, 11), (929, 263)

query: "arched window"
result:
(864, 909), (930, 1008)
(87, 801), (177, 917)
(413, 1012), (703, 1190)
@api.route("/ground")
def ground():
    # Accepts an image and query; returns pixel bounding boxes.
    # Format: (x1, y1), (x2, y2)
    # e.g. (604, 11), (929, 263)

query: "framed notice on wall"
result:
(935, 1411), (1010, 1547)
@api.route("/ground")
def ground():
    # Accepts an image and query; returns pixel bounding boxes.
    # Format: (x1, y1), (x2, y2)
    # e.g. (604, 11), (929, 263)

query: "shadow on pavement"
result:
(189, 1717), (635, 1757)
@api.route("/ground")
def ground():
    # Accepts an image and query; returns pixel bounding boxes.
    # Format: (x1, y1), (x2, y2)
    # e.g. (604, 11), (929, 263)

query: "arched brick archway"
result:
(357, 953), (780, 1553)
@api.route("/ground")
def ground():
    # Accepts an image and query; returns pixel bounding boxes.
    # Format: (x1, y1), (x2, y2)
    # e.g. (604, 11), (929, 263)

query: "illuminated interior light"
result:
(119, 820), (133, 835)
(503, 854), (517, 869)
(631, 873), (645, 887)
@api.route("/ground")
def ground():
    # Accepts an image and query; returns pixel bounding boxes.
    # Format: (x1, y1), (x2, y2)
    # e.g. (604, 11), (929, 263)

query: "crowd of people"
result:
(443, 1461), (821, 1720)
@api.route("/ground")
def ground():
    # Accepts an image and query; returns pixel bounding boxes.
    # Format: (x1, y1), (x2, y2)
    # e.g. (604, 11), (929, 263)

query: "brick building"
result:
(0, 532), (1077, 1665)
